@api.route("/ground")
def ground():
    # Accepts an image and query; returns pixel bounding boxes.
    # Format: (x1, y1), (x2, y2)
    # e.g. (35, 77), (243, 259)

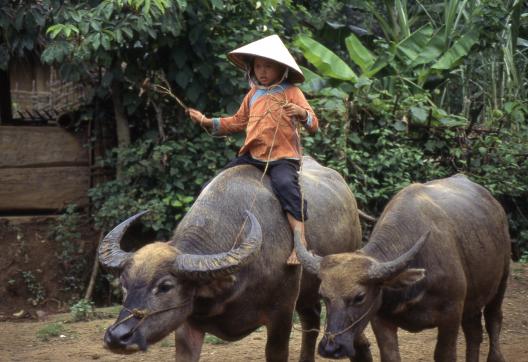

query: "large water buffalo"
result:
(98, 156), (372, 361)
(296, 174), (510, 361)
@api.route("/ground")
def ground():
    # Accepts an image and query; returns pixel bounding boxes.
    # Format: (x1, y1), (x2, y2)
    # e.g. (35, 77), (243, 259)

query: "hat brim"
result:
(228, 53), (304, 83)
(227, 34), (305, 84)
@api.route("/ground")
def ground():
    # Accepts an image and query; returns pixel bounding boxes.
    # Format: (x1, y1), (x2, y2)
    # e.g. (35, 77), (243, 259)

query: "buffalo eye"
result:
(348, 292), (366, 306)
(156, 281), (174, 294)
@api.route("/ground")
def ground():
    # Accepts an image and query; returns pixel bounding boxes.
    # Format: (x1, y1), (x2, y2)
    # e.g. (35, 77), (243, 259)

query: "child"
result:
(187, 35), (318, 265)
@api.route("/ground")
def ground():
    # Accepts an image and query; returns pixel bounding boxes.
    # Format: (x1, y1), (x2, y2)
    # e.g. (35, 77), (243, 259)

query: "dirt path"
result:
(1, 263), (527, 362)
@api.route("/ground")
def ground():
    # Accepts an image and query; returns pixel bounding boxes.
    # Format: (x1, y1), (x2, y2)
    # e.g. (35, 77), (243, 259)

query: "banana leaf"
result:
(295, 35), (357, 82)
(345, 33), (375, 74)
(432, 29), (479, 70)
(411, 26), (445, 67)
(396, 24), (434, 65)
(299, 66), (327, 95)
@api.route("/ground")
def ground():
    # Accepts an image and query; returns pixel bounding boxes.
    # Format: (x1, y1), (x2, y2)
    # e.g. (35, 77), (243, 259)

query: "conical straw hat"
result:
(228, 35), (304, 83)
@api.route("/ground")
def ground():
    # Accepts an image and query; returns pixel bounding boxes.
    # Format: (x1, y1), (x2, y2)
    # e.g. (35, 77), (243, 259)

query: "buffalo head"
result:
(295, 230), (429, 359)
(98, 210), (262, 353)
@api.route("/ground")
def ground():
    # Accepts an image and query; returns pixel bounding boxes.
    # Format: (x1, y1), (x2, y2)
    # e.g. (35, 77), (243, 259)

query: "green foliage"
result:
(3, 0), (523, 267)
(204, 334), (228, 345)
(0, 1), (50, 70)
(21, 271), (46, 306)
(36, 323), (65, 341)
(70, 299), (95, 322)
(160, 338), (173, 348)
(520, 250), (528, 264)
(298, 0), (528, 254)
(89, 122), (238, 236)
(295, 36), (357, 81)
(48, 205), (89, 295)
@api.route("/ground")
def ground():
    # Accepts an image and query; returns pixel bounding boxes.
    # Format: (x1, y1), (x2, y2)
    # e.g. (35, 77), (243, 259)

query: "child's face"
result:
(253, 57), (284, 86)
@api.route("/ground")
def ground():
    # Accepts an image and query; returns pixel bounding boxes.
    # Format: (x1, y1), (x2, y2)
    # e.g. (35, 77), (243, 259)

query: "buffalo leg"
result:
(174, 322), (204, 362)
(351, 332), (373, 362)
(371, 316), (401, 362)
(296, 302), (320, 362)
(296, 273), (322, 362)
(461, 311), (483, 362)
(434, 321), (460, 362)
(484, 272), (507, 362)
(265, 310), (294, 362)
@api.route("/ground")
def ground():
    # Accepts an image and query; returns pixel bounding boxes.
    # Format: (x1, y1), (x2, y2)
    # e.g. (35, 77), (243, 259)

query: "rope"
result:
(149, 75), (308, 251)
(323, 301), (376, 342)
(228, 83), (307, 249)
(291, 300), (376, 339)
(113, 298), (192, 335)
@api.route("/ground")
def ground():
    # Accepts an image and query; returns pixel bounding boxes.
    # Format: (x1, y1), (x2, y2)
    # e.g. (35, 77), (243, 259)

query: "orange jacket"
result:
(212, 83), (319, 161)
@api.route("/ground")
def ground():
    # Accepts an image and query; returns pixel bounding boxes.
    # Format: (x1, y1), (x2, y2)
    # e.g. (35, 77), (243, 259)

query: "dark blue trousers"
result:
(223, 153), (308, 221)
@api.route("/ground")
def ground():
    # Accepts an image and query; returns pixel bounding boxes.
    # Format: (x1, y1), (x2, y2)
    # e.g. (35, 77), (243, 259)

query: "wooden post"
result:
(84, 230), (105, 301)
(0, 68), (12, 123)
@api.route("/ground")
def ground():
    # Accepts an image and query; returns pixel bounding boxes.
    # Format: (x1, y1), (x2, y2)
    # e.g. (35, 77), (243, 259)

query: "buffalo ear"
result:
(383, 268), (425, 289)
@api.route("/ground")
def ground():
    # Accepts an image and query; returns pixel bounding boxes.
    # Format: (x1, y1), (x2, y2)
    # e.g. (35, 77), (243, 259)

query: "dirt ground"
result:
(0, 263), (527, 362)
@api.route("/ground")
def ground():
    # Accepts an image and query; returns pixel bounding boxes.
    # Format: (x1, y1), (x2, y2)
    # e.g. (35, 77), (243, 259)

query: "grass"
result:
(36, 322), (65, 341)
(141, 332), (228, 347)
(160, 338), (174, 348)
(204, 334), (229, 345)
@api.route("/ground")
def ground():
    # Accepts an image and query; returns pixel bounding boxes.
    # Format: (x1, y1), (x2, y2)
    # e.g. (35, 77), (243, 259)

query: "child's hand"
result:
(187, 108), (205, 124)
(283, 103), (308, 122)
(187, 108), (213, 128)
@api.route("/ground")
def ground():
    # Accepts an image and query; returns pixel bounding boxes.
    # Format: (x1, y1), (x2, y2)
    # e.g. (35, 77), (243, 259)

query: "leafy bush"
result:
(296, 1), (528, 255)
(48, 205), (89, 295)
(70, 299), (95, 322)
(89, 123), (240, 237)
(21, 271), (46, 306)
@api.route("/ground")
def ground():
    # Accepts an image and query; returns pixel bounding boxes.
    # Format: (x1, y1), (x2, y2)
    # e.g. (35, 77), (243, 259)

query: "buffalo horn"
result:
(173, 210), (262, 280)
(98, 211), (149, 270)
(294, 227), (322, 274)
(368, 230), (430, 281)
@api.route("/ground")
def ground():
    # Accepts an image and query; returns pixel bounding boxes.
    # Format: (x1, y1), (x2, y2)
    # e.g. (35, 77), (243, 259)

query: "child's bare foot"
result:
(286, 251), (300, 265)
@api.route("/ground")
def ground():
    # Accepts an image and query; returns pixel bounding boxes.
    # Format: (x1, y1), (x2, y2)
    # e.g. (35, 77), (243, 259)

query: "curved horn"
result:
(173, 210), (262, 280)
(294, 227), (322, 275)
(98, 211), (149, 270)
(368, 230), (430, 281)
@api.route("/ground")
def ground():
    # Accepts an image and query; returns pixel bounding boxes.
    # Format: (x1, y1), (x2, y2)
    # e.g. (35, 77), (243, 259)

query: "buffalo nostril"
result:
(105, 324), (134, 348)
(318, 338), (346, 359)
(119, 331), (133, 343)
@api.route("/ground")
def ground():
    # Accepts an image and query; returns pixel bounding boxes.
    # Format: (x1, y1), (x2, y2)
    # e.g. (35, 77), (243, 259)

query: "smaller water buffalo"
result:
(296, 174), (510, 361)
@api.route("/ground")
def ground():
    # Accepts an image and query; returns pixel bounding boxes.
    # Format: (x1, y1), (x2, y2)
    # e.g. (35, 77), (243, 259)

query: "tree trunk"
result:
(111, 79), (130, 179)
(0, 68), (13, 123)
(151, 99), (166, 141)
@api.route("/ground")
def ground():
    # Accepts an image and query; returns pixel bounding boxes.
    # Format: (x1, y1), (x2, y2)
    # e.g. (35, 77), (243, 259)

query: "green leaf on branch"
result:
(410, 106), (429, 123)
(47, 24), (65, 39)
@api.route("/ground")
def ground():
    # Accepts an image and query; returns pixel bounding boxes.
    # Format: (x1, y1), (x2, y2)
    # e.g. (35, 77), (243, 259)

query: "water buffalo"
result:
(296, 174), (510, 361)
(98, 156), (372, 361)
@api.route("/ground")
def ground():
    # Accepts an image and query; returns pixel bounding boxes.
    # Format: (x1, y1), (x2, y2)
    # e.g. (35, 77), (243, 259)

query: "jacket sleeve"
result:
(212, 89), (254, 135)
(290, 87), (319, 135)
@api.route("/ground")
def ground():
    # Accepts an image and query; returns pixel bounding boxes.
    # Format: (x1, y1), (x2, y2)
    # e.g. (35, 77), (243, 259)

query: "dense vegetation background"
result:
(2, 0), (527, 302)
